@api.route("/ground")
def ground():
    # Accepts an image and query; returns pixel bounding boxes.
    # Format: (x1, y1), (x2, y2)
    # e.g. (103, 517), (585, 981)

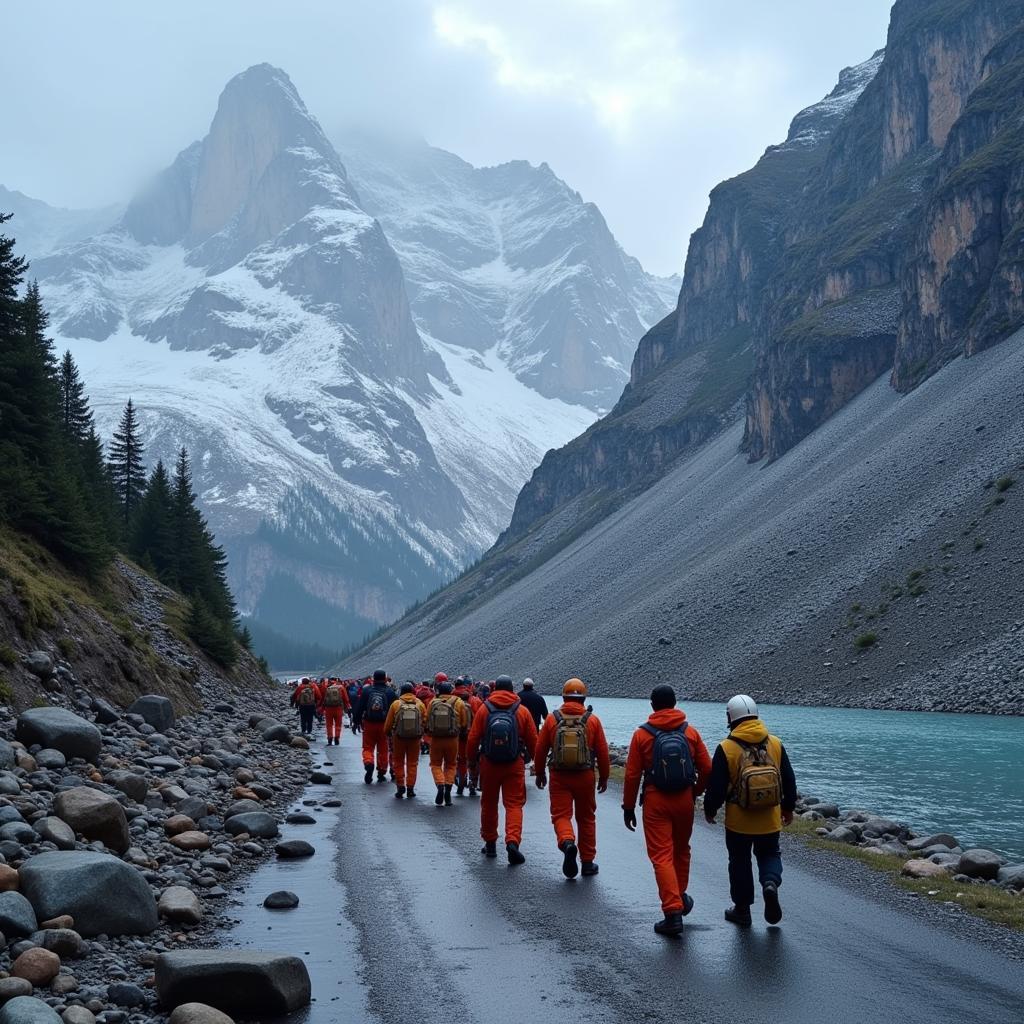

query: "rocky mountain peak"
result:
(187, 64), (348, 247)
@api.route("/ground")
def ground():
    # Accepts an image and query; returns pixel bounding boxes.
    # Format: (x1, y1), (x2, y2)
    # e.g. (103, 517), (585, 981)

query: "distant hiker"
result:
(467, 674), (539, 865)
(322, 677), (350, 746)
(355, 669), (394, 783)
(703, 694), (797, 928)
(534, 679), (610, 878)
(454, 677), (481, 797)
(383, 683), (427, 798)
(425, 679), (468, 806)
(623, 684), (712, 936)
(346, 680), (360, 731)
(294, 678), (319, 738)
(519, 678), (548, 729)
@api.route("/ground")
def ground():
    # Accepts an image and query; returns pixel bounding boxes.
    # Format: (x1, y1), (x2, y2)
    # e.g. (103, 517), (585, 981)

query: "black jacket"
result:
(354, 684), (396, 728)
(518, 689), (549, 728)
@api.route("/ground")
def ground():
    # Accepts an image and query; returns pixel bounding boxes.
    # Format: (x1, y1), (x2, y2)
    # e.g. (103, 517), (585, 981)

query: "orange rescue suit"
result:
(623, 709), (712, 914)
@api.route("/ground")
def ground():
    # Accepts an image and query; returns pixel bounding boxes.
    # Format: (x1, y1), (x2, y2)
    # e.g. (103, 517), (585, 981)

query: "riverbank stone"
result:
(19, 851), (158, 937)
(159, 887), (202, 925)
(223, 813), (278, 839)
(126, 695), (175, 733)
(32, 818), (76, 851)
(168, 1004), (235, 1024)
(958, 848), (1002, 880)
(997, 864), (1024, 889)
(902, 858), (949, 880)
(262, 891), (298, 910)
(0, 996), (62, 1024)
(15, 710), (101, 764)
(52, 789), (129, 854)
(155, 950), (311, 1016)
(11, 948), (60, 986)
(907, 832), (958, 852)
(0, 893), (38, 938)
(275, 841), (314, 859)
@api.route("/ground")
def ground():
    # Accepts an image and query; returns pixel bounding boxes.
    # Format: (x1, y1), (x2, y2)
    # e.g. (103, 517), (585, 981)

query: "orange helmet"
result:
(562, 678), (587, 698)
(434, 672), (448, 684)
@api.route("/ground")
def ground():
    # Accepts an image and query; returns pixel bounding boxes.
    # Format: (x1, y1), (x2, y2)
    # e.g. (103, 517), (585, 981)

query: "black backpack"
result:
(364, 688), (388, 723)
(641, 724), (696, 792)
(482, 699), (522, 763)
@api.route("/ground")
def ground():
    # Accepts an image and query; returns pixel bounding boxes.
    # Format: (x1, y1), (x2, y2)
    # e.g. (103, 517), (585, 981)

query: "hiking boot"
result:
(560, 840), (579, 879)
(724, 905), (753, 927)
(468, 784), (477, 797)
(681, 892), (694, 917)
(763, 882), (782, 924)
(394, 786), (406, 799)
(456, 779), (465, 796)
(507, 842), (526, 866)
(406, 787), (416, 799)
(435, 785), (445, 806)
(654, 913), (684, 937)
(581, 861), (599, 877)
(377, 771), (387, 783)
(444, 785), (453, 806)
(363, 765), (374, 784)
(481, 841), (498, 858)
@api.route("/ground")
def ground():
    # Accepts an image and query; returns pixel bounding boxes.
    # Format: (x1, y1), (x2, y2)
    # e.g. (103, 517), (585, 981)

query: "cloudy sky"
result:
(3, 1), (893, 275)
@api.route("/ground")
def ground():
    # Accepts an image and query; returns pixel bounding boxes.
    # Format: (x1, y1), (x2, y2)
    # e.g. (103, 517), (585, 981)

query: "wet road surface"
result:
(228, 742), (1024, 1024)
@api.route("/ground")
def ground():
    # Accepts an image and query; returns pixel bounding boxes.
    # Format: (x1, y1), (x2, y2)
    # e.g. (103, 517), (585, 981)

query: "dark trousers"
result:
(298, 705), (315, 734)
(725, 829), (782, 908)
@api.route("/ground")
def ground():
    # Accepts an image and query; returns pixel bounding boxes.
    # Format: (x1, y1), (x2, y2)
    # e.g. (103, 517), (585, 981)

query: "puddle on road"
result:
(222, 751), (370, 1024)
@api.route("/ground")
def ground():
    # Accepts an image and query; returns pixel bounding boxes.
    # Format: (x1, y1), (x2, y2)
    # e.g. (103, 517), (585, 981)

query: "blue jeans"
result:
(725, 829), (782, 908)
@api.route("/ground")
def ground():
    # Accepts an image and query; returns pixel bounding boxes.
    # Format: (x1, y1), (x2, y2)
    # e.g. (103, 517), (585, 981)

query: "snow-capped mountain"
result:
(10, 64), (673, 649)
(337, 133), (679, 413)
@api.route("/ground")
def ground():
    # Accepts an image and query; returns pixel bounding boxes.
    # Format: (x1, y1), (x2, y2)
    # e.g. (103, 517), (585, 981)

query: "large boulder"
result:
(15, 709), (101, 763)
(958, 848), (1002, 880)
(997, 864), (1024, 890)
(52, 788), (129, 853)
(907, 832), (958, 852)
(155, 951), (310, 1017)
(126, 695), (175, 733)
(0, 996), (62, 1024)
(18, 851), (158, 937)
(901, 858), (949, 880)
(24, 653), (53, 680)
(223, 813), (278, 839)
(0, 741), (15, 771)
(0, 892), (38, 937)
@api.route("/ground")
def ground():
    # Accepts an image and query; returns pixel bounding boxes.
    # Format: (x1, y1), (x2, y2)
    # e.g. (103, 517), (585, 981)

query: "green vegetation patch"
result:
(854, 631), (879, 649)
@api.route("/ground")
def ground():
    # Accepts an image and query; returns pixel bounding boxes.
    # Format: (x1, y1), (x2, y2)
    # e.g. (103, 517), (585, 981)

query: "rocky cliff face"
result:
(745, 0), (1024, 460)
(501, 50), (882, 544)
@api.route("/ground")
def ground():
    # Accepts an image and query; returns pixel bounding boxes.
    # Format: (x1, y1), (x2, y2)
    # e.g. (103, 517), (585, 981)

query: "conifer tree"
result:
(131, 460), (175, 578)
(107, 399), (146, 527)
(58, 350), (93, 444)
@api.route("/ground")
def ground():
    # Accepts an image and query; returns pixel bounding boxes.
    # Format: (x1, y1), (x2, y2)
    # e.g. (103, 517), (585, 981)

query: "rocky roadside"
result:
(605, 744), (1024, 900)
(0, 651), (317, 1024)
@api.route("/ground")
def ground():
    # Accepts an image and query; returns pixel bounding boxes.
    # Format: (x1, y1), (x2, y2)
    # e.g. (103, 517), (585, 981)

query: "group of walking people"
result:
(288, 670), (797, 935)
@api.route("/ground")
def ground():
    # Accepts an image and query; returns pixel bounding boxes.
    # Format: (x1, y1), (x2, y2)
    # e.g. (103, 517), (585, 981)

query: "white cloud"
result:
(431, 0), (730, 139)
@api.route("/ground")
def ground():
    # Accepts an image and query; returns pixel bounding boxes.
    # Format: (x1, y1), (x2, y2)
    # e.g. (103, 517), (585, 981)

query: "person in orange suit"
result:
(623, 684), (712, 936)
(454, 678), (481, 797)
(466, 675), (538, 864)
(354, 669), (394, 784)
(425, 679), (468, 806)
(321, 678), (350, 746)
(535, 678), (610, 878)
(383, 683), (427, 798)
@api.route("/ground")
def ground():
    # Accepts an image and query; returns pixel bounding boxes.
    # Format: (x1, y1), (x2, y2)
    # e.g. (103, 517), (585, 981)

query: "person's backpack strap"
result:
(553, 710), (563, 726)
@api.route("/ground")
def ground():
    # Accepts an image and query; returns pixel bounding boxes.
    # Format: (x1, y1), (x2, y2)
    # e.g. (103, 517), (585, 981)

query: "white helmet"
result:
(726, 694), (758, 726)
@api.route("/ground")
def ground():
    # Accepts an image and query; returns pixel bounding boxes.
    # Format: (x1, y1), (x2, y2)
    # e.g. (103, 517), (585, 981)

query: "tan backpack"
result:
(394, 701), (423, 739)
(550, 709), (593, 770)
(324, 685), (344, 707)
(729, 736), (782, 810)
(427, 698), (460, 737)
(298, 686), (316, 706)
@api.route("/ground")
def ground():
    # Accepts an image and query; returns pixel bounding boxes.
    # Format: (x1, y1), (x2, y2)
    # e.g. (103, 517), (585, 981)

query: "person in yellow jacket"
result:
(425, 679), (468, 806)
(703, 694), (797, 927)
(383, 683), (427, 799)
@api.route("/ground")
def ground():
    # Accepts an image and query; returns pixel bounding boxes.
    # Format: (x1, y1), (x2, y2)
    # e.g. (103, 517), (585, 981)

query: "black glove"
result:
(623, 807), (637, 832)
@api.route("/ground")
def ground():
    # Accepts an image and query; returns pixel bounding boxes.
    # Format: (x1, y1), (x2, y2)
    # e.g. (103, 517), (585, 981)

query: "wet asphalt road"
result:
(231, 740), (1024, 1024)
